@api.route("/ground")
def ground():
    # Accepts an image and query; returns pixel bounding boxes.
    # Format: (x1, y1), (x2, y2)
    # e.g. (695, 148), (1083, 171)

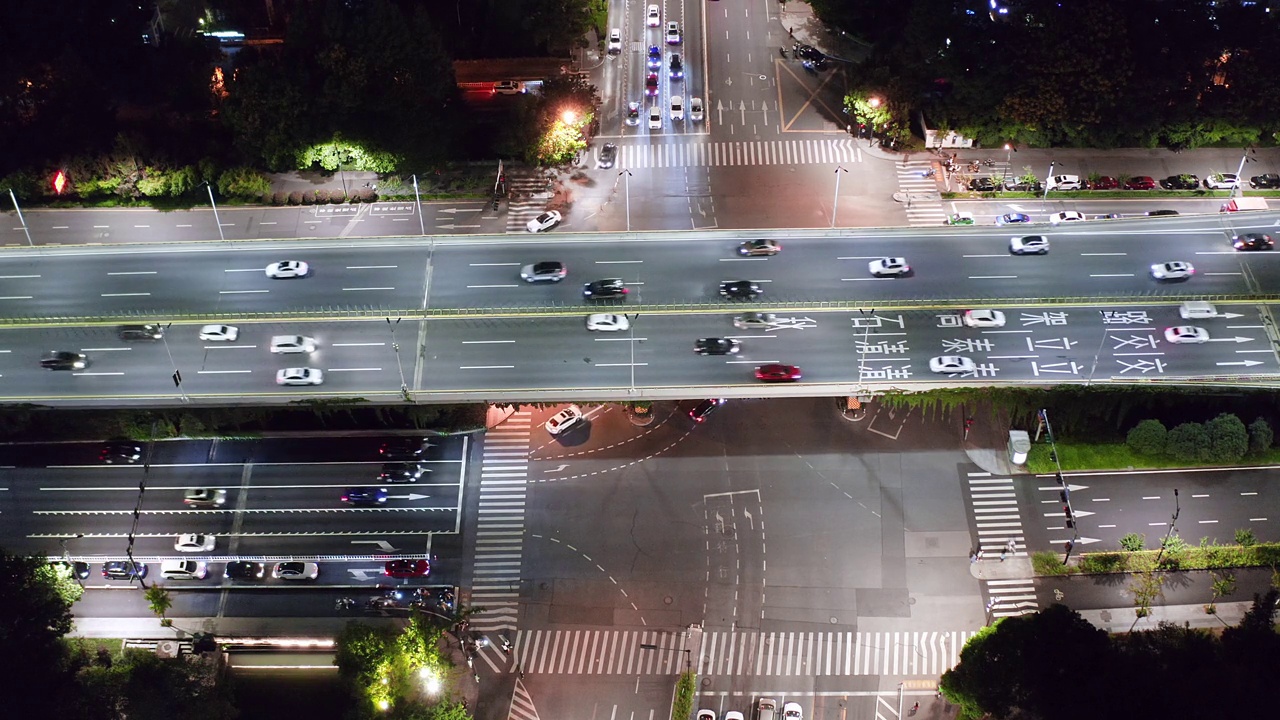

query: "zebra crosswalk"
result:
(896, 159), (947, 226)
(511, 628), (975, 677)
(505, 176), (554, 233)
(967, 470), (1040, 618)
(608, 138), (864, 170)
(468, 411), (532, 632)
(507, 677), (540, 720)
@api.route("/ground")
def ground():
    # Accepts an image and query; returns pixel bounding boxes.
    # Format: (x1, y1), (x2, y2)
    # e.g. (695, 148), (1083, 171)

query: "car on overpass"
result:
(40, 351), (87, 371)
(719, 280), (762, 299)
(270, 335), (318, 354)
(962, 309), (1006, 328)
(929, 356), (976, 374)
(276, 367), (324, 385)
(1009, 235), (1049, 254)
(583, 278), (628, 300)
(199, 324), (239, 342)
(755, 364), (802, 382)
(694, 338), (741, 355)
(117, 324), (164, 341)
(1164, 326), (1209, 344)
(265, 260), (309, 278)
(586, 314), (630, 332)
(868, 257), (911, 277)
(520, 261), (567, 283)
(1233, 233), (1274, 251)
(734, 312), (776, 329)
(1150, 261), (1194, 281)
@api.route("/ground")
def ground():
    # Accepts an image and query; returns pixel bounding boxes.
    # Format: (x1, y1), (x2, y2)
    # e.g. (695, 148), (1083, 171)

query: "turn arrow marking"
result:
(348, 568), (386, 581)
(351, 540), (400, 553)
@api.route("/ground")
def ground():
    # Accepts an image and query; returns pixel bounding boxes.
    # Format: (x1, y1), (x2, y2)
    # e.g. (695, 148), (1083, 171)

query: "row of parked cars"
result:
(971, 172), (1280, 193)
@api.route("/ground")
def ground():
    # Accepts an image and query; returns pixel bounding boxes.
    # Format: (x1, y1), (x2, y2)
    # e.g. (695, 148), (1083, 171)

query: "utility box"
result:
(1008, 430), (1031, 465)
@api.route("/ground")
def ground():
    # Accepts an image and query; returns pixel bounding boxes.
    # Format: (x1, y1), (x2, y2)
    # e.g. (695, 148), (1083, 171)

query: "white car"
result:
(648, 105), (662, 130)
(724, 713), (745, 720)
(269, 335), (317, 354)
(689, 97), (704, 122)
(868, 257), (911, 277)
(198, 324), (239, 342)
(265, 260), (309, 278)
(626, 101), (641, 126)
(545, 405), (584, 435)
(586, 314), (630, 332)
(160, 560), (207, 580)
(272, 561), (320, 581)
(665, 21), (681, 44)
(183, 488), (226, 507)
(492, 80), (524, 95)
(1204, 173), (1240, 189)
(174, 533), (216, 553)
(670, 95), (684, 121)
(930, 356), (976, 374)
(1049, 211), (1085, 225)
(1164, 326), (1209, 344)
(1009, 235), (1050, 255)
(276, 367), (324, 385)
(1046, 174), (1082, 191)
(783, 703), (803, 720)
(697, 711), (717, 720)
(1150, 261), (1194, 280)
(962, 309), (1006, 328)
(526, 210), (562, 233)
(607, 28), (622, 54)
(646, 4), (660, 26)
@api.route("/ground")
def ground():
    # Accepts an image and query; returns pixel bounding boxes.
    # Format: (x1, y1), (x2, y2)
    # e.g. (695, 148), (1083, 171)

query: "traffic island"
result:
(624, 400), (656, 426)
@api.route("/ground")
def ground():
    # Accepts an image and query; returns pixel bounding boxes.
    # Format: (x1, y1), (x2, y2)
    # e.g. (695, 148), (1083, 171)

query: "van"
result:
(1046, 174), (1082, 191)
(757, 697), (777, 720)
(1179, 301), (1217, 320)
(493, 80), (525, 95)
(160, 560), (207, 580)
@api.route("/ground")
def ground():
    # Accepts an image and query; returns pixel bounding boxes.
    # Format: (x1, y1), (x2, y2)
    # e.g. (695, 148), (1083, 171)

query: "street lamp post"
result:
(411, 175), (426, 236)
(387, 317), (411, 401)
(204, 183), (225, 242)
(625, 313), (640, 394)
(158, 323), (190, 403)
(831, 166), (848, 228)
(619, 169), (633, 231)
(1231, 148), (1256, 198)
(6, 189), (34, 247)
(1042, 161), (1056, 201)
(1003, 143), (1014, 184)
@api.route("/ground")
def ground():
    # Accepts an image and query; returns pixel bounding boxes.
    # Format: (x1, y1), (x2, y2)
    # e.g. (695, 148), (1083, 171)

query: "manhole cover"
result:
(829, 616), (838, 624)
(664, 596), (673, 605)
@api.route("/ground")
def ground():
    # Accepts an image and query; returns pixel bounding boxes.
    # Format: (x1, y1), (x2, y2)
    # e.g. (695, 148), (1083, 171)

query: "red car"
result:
(384, 559), (430, 578)
(645, 72), (659, 96)
(755, 364), (802, 382)
(1088, 176), (1119, 190)
(1125, 176), (1156, 190)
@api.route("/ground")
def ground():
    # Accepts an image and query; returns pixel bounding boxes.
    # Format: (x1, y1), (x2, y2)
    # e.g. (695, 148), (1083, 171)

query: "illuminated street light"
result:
(868, 96), (881, 108)
(562, 110), (577, 123)
(418, 667), (441, 695)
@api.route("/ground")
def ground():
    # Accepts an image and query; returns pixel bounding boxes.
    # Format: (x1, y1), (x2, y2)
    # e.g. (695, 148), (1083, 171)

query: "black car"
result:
(1159, 175), (1198, 190)
(598, 143), (617, 169)
(1003, 180), (1044, 193)
(380, 438), (426, 460)
(225, 561), (265, 580)
(51, 560), (91, 580)
(689, 399), (727, 423)
(378, 463), (427, 483)
(719, 280), (762, 300)
(694, 338), (741, 356)
(102, 560), (147, 580)
(116, 324), (164, 341)
(1146, 209), (1180, 217)
(100, 439), (142, 464)
(967, 177), (999, 192)
(669, 54), (683, 79)
(583, 278), (629, 300)
(793, 43), (824, 62)
(40, 351), (87, 371)
(1233, 233), (1275, 251)
(342, 486), (388, 505)
(1249, 173), (1280, 189)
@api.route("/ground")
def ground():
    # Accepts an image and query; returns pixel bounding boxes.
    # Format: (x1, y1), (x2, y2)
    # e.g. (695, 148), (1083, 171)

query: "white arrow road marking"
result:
(347, 568), (387, 581)
(1051, 537), (1101, 545)
(1038, 484), (1089, 492)
(1206, 336), (1255, 343)
(351, 540), (400, 552)
(544, 464), (568, 473)
(1219, 313), (1245, 319)
(386, 493), (430, 500)
(1217, 360), (1264, 367)
(1044, 509), (1095, 518)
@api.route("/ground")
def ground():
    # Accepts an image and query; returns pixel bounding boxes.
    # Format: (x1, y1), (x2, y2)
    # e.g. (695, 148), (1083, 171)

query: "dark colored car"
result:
(1003, 180), (1043, 193)
(583, 278), (629, 300)
(384, 559), (431, 579)
(51, 560), (91, 580)
(225, 561), (265, 580)
(1233, 233), (1275, 251)
(1250, 173), (1280, 189)
(598, 143), (617, 169)
(967, 177), (998, 192)
(793, 43), (824, 61)
(1125, 176), (1157, 190)
(102, 560), (147, 580)
(1159, 174), (1199, 190)
(40, 351), (87, 371)
(380, 438), (426, 460)
(719, 280), (761, 300)
(669, 54), (683, 79)
(342, 487), (388, 505)
(645, 72), (659, 96)
(689, 399), (727, 423)
(378, 463), (426, 483)
(694, 338), (741, 356)
(755, 364), (802, 383)
(100, 439), (142, 464)
(116, 324), (164, 341)
(647, 45), (662, 69)
(1088, 176), (1119, 190)
(1146, 210), (1180, 217)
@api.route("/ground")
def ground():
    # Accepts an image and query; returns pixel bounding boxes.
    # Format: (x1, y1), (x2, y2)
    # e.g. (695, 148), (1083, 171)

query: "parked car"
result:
(492, 80), (524, 95)
(102, 561), (147, 580)
(1159, 174), (1199, 190)
(51, 560), (91, 580)
(946, 212), (974, 225)
(1146, 210), (1180, 217)
(1204, 173), (1241, 189)
(996, 213), (1030, 225)
(1088, 176), (1119, 190)
(1004, 179), (1043, 193)
(1249, 173), (1280, 189)
(1046, 174), (1082, 191)
(1124, 176), (1157, 190)
(968, 177), (999, 192)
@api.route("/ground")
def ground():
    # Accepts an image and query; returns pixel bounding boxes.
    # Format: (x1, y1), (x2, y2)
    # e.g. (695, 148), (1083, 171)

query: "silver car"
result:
(733, 312), (776, 329)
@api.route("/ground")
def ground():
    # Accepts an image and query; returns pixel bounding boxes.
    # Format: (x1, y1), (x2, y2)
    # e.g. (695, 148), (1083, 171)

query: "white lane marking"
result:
(259, 221), (277, 226)
(725, 335), (776, 339)
(346, 265), (398, 269)
(107, 271), (157, 275)
(0, 296), (34, 300)
(1194, 251), (1238, 255)
(462, 340), (515, 345)
(0, 275), (40, 279)
(224, 268), (262, 273)
(220, 290), (269, 294)
(624, 281), (646, 285)
(1204, 272), (1243, 276)
(595, 260), (643, 264)
(203, 345), (258, 349)
(1080, 253), (1127, 256)
(968, 275), (1017, 279)
(594, 337), (647, 342)
(719, 258), (767, 261)
(466, 284), (519, 288)
(962, 254), (1007, 258)
(326, 367), (382, 372)
(342, 287), (395, 291)
(841, 277), (895, 281)
(79, 348), (130, 352)
(73, 372), (125, 376)
(101, 293), (150, 297)
(725, 359), (777, 364)
(989, 355), (1038, 359)
(1089, 274), (1135, 277)
(595, 363), (648, 367)
(836, 256), (886, 260)
(332, 342), (386, 347)
(459, 365), (515, 369)
(197, 370), (252, 374)
(469, 263), (521, 267)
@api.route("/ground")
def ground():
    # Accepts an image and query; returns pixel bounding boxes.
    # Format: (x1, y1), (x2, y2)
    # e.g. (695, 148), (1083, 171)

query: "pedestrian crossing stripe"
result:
(507, 677), (540, 720)
(469, 412), (532, 632)
(511, 629), (975, 677)
(610, 138), (862, 169)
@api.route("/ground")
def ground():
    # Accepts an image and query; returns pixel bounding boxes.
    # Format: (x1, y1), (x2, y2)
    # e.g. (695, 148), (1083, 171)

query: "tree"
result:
(144, 585), (173, 626)
(1206, 413), (1248, 463)
(1248, 417), (1274, 455)
(0, 550), (80, 714)
(1125, 419), (1167, 456)
(1165, 422), (1211, 462)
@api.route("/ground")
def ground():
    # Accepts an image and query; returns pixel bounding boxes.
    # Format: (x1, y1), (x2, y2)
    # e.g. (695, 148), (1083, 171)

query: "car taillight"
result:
(341, 495), (349, 502)
(621, 288), (629, 293)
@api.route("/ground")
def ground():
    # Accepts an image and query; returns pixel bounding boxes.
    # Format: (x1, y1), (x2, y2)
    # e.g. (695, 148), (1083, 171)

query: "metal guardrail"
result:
(4, 293), (1280, 328)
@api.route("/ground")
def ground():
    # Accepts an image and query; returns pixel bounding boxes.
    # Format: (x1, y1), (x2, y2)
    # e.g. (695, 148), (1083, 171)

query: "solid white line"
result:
(101, 292), (150, 297)
(725, 360), (776, 364)
(1090, 274), (1135, 277)
(466, 284), (519, 288)
(346, 265), (398, 269)
(836, 256), (885, 260)
(988, 355), (1037, 359)
(1204, 272), (1242, 276)
(595, 363), (648, 367)
(79, 348), (130, 352)
(460, 365), (515, 369)
(224, 268), (262, 273)
(74, 372), (125, 376)
(718, 258), (767, 262)
(203, 345), (258, 349)
(469, 263), (521, 267)
(197, 370), (252, 374)
(0, 296), (33, 300)
(462, 340), (516, 344)
(107, 271), (157, 275)
(595, 260), (643, 264)
(962, 254), (1007, 258)
(1080, 253), (1127, 256)
(220, 290), (269, 294)
(326, 368), (381, 372)
(594, 337), (646, 342)
(0, 275), (40, 279)
(841, 278), (894, 281)
(331, 342), (385, 347)
(968, 275), (1017, 280)
(342, 287), (395, 291)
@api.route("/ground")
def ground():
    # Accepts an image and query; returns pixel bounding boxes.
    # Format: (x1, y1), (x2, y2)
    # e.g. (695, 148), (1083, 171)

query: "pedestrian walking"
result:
(969, 549), (978, 564)
(1005, 539), (1017, 558)
(999, 547), (1008, 562)
(911, 702), (920, 714)
(976, 549), (984, 561)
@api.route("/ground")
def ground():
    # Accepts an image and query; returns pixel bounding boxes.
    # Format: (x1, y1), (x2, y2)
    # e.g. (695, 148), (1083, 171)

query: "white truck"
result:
(1220, 197), (1268, 212)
